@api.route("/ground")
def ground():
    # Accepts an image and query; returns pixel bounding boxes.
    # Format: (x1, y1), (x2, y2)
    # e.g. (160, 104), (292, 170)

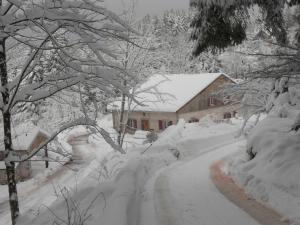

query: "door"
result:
(141, 119), (149, 130)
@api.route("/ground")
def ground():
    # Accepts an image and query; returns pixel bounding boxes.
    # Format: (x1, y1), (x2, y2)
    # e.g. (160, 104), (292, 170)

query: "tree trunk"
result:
(4, 112), (20, 225)
(0, 38), (20, 225)
(117, 91), (126, 147)
(45, 145), (49, 168)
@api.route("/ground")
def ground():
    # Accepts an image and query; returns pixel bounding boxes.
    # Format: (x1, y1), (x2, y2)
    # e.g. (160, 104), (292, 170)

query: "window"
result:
(158, 120), (166, 130)
(223, 95), (230, 104)
(223, 112), (232, 119)
(207, 96), (216, 107)
(127, 119), (137, 129)
(188, 118), (199, 123)
(159, 120), (173, 130)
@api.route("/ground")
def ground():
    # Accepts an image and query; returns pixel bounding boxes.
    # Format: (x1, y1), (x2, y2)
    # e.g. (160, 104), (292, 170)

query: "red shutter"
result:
(159, 120), (163, 130)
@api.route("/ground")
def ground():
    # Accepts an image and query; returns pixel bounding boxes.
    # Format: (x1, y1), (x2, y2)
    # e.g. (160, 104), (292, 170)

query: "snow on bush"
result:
(145, 131), (159, 144)
(133, 130), (150, 140)
(156, 119), (186, 146)
(228, 78), (300, 224)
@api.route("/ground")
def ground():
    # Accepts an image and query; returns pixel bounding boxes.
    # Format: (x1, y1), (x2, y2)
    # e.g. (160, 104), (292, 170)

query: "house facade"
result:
(112, 73), (238, 133)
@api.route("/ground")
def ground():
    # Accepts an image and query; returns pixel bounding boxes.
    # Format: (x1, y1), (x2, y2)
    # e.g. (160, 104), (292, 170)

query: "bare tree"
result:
(0, 1), (135, 224)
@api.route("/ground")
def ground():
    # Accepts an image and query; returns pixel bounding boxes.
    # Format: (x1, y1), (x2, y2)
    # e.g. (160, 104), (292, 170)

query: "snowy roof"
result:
(111, 73), (233, 112)
(0, 125), (50, 151)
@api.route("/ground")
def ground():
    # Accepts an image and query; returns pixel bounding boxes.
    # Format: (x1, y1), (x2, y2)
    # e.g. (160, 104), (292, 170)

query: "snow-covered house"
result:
(112, 73), (238, 133)
(0, 127), (49, 184)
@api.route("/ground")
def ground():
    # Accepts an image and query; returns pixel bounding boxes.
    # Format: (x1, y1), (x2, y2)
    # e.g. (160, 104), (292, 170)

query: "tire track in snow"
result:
(153, 137), (261, 225)
(154, 173), (182, 225)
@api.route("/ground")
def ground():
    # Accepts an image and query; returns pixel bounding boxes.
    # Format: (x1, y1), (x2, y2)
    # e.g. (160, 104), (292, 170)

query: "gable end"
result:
(176, 74), (234, 114)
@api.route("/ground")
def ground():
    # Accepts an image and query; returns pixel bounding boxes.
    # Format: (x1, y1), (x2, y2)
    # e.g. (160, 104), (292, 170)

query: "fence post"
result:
(45, 145), (49, 168)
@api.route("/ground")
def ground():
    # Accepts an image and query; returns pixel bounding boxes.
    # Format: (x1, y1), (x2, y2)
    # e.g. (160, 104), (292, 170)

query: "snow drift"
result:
(228, 79), (300, 224)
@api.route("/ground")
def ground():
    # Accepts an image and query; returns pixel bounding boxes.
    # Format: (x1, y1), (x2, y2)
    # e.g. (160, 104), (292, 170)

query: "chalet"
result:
(111, 73), (238, 133)
(0, 127), (49, 184)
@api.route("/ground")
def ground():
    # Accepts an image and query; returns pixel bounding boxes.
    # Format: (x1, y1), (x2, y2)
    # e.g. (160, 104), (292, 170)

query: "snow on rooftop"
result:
(112, 73), (229, 112)
(0, 125), (50, 151)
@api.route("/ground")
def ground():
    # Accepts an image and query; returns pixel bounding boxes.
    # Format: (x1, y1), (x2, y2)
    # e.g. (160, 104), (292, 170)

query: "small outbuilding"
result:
(0, 127), (49, 184)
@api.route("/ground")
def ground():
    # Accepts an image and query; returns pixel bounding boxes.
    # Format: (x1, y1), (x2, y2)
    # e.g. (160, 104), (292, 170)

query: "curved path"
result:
(153, 140), (262, 225)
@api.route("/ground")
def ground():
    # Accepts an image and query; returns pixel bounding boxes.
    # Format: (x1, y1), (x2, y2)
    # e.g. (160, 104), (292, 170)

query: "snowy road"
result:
(153, 140), (261, 225)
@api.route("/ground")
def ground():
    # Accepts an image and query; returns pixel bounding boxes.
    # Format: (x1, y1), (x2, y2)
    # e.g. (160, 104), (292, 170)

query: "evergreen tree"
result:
(190, 0), (292, 55)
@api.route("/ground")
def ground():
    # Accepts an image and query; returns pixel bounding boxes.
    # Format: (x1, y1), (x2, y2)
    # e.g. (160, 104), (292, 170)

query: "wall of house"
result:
(179, 104), (239, 122)
(177, 75), (233, 114)
(0, 160), (32, 184)
(113, 110), (178, 132)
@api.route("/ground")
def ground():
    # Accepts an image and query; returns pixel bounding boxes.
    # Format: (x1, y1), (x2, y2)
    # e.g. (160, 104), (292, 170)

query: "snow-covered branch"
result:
(5, 117), (124, 163)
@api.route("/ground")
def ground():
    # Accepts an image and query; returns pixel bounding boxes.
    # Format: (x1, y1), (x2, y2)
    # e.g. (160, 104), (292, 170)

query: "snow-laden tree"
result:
(0, 1), (136, 224)
(190, 0), (289, 55)
(111, 0), (163, 147)
(143, 10), (222, 74)
(192, 0), (300, 116)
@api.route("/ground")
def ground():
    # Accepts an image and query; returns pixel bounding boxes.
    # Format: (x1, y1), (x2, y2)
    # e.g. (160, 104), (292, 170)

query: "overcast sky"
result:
(105, 0), (189, 18)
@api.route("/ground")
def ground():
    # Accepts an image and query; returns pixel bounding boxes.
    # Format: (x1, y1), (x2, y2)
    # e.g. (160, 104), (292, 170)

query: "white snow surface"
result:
(1, 114), (299, 225)
(155, 141), (261, 225)
(227, 117), (300, 225)
(227, 82), (300, 225)
(0, 123), (49, 151)
(111, 73), (231, 112)
(1, 115), (249, 225)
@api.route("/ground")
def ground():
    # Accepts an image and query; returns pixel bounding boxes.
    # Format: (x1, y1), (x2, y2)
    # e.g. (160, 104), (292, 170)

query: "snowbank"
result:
(227, 81), (300, 225)
(228, 118), (300, 224)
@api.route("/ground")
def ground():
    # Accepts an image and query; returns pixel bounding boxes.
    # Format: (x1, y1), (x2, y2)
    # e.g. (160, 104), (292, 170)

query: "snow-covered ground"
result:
(226, 81), (300, 225)
(226, 116), (300, 225)
(1, 116), (240, 225)
(152, 141), (262, 225)
(0, 114), (298, 225)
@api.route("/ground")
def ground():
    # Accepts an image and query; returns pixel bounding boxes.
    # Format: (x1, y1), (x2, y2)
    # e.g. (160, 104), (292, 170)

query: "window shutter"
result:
(159, 120), (163, 130)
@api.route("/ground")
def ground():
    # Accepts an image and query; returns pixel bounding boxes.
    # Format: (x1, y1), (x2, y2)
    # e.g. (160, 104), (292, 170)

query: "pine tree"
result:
(190, 0), (291, 55)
